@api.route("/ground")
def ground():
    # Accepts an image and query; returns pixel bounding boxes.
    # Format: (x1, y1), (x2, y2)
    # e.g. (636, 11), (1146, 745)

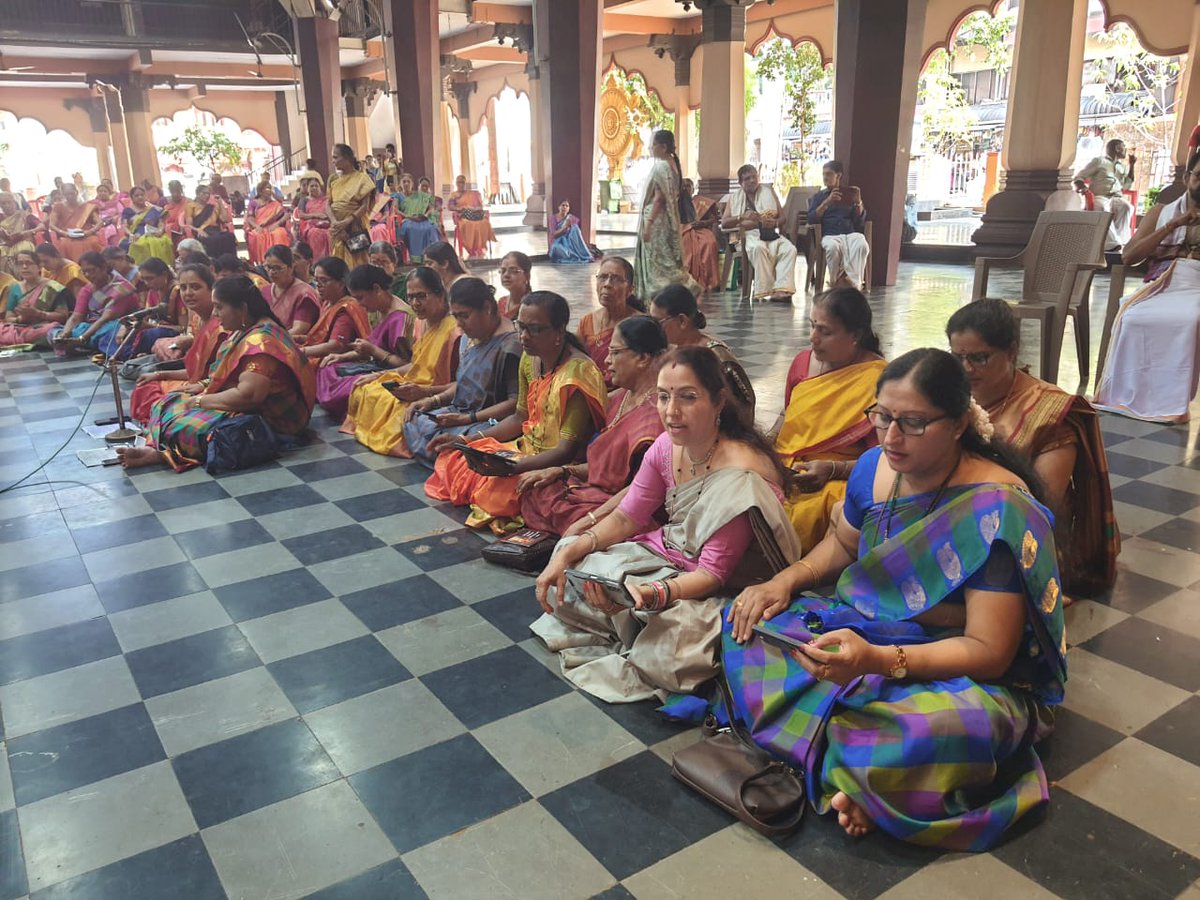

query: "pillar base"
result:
(697, 177), (738, 199)
(971, 168), (1077, 258)
(523, 190), (547, 228)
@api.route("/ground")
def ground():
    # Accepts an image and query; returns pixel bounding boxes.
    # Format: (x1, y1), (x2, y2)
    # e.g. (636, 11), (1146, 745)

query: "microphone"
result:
(120, 306), (161, 325)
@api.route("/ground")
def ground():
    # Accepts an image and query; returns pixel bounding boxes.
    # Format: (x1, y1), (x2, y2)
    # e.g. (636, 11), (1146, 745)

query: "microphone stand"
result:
(96, 316), (150, 445)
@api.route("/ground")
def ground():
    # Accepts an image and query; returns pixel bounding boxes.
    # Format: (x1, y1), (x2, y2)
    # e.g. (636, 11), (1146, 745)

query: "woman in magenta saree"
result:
(711, 350), (1067, 852)
(293, 176), (332, 261)
(520, 315), (666, 535)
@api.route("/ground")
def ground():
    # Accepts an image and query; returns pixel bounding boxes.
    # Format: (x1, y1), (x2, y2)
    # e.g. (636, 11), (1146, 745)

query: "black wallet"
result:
(481, 528), (559, 572)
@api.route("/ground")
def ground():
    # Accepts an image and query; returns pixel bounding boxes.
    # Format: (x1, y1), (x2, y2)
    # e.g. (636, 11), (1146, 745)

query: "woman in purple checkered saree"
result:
(716, 349), (1067, 852)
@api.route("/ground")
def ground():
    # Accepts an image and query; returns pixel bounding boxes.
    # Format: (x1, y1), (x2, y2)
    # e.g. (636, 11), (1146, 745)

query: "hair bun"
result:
(695, 311), (707, 329)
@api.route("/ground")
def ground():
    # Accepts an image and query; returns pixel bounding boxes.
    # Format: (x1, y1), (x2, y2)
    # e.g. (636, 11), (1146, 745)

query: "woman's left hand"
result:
(389, 382), (424, 402)
(792, 460), (834, 493)
(581, 579), (625, 616)
(318, 353), (342, 368)
(788, 629), (883, 685)
(515, 467), (560, 494)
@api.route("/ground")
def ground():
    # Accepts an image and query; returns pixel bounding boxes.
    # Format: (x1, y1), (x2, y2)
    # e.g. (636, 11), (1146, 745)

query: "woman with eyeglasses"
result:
(403, 277), (522, 465)
(767, 287), (885, 549)
(497, 250), (532, 319)
(518, 315), (667, 536)
(315, 264), (415, 421)
(720, 348), (1065, 851)
(579, 256), (644, 387)
(298, 257), (370, 363)
(425, 290), (608, 531)
(341, 266), (459, 454)
(948, 299), (1116, 597)
(261, 244), (321, 339)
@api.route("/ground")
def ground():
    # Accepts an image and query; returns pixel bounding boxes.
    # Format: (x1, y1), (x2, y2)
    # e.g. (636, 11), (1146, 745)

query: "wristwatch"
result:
(886, 645), (908, 679)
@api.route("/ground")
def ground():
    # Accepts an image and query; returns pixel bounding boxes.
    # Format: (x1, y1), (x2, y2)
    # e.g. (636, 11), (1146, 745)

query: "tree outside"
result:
(159, 125), (244, 179)
(753, 38), (829, 190)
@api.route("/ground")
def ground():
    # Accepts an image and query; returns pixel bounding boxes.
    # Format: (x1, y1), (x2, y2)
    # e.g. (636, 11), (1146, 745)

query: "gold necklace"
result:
(677, 436), (719, 478)
(614, 386), (652, 423)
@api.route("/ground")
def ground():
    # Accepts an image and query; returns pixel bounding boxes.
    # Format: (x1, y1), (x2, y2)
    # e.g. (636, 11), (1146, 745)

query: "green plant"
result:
(917, 48), (973, 155)
(953, 8), (1015, 74)
(754, 38), (828, 184)
(159, 126), (243, 175)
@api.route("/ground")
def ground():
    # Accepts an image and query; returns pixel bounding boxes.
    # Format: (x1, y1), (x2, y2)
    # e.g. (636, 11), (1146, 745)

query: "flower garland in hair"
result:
(968, 398), (995, 444)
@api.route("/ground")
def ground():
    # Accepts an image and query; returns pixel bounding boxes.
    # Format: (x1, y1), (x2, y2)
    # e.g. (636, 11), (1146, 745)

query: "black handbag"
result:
(334, 362), (384, 377)
(671, 670), (805, 836)
(204, 415), (280, 474)
(481, 528), (559, 573)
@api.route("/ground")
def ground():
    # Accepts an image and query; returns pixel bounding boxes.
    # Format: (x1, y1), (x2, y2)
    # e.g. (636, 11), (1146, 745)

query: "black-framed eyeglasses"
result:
(595, 274), (626, 284)
(950, 350), (995, 368)
(865, 405), (950, 436)
(607, 344), (631, 358)
(407, 291), (430, 302)
(516, 321), (553, 335)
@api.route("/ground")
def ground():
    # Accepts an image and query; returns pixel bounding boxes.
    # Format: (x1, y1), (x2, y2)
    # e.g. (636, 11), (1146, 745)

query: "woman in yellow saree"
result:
(327, 143), (376, 268)
(341, 266), (460, 455)
(425, 291), (608, 531)
(773, 288), (885, 550)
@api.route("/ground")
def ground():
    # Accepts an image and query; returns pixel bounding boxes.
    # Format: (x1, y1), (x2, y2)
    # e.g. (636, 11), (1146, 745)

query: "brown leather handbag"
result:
(671, 671), (805, 837)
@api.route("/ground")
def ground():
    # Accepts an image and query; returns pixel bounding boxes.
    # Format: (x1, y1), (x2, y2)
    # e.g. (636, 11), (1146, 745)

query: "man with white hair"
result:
(722, 164), (797, 301)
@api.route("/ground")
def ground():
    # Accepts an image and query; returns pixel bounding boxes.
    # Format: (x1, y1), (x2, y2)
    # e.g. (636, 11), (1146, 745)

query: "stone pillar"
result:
(342, 79), (377, 161)
(449, 82), (477, 188)
(971, 0), (1088, 258)
(384, 0), (441, 184)
(295, 14), (342, 181)
(486, 97), (501, 202)
(274, 92), (295, 169)
(533, 0), (603, 239)
(524, 62), (547, 226)
(833, 0), (927, 286)
(76, 96), (115, 185)
(695, 1), (746, 197)
(1168, 4), (1200, 184)
(117, 74), (160, 186)
(99, 87), (134, 190)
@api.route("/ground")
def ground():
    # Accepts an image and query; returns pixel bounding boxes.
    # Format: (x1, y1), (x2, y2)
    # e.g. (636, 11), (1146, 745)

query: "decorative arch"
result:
(1094, 0), (1190, 58)
(920, 0), (1009, 71)
(473, 79), (529, 131)
(0, 110), (100, 193)
(601, 58), (669, 111)
(745, 22), (831, 64)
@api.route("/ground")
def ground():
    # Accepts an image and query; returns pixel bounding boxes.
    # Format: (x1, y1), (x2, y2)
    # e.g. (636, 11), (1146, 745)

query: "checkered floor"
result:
(1, 260), (1199, 899)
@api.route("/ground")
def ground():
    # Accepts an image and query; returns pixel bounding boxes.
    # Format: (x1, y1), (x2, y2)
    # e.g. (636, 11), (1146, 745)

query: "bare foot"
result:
(830, 791), (875, 838)
(116, 446), (167, 469)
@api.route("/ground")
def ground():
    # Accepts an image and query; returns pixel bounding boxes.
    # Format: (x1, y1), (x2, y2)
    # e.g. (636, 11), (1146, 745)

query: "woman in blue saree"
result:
(717, 348), (1067, 852)
(397, 173), (441, 260)
(403, 276), (522, 465)
(548, 200), (597, 264)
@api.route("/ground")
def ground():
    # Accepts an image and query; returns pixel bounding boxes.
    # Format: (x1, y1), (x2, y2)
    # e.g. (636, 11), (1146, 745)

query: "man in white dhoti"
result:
(723, 165), (797, 302)
(1075, 139), (1137, 250)
(1094, 150), (1200, 423)
(808, 160), (870, 290)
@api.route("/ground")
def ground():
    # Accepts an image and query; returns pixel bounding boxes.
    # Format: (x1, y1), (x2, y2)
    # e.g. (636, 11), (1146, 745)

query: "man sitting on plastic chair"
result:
(723, 164), (797, 302)
(809, 160), (869, 291)
(1075, 139), (1136, 251)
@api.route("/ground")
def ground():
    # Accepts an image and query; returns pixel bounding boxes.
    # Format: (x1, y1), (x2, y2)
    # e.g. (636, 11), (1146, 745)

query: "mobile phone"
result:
(752, 624), (840, 654)
(564, 569), (640, 610)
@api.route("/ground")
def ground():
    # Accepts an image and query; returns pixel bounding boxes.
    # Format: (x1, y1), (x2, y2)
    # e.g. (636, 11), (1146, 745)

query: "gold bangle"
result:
(797, 558), (821, 587)
(582, 530), (599, 554)
(584, 510), (597, 527)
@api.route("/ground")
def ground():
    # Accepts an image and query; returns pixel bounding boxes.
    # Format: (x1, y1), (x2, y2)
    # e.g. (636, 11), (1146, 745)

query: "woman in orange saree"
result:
(299, 256), (371, 361)
(773, 288), (886, 550)
(948, 299), (1117, 597)
(681, 194), (721, 294)
(49, 184), (103, 261)
(426, 291), (608, 531)
(519, 314), (666, 536)
(129, 264), (227, 422)
(245, 183), (292, 264)
(293, 176), (332, 261)
(448, 175), (497, 259)
(118, 274), (315, 472)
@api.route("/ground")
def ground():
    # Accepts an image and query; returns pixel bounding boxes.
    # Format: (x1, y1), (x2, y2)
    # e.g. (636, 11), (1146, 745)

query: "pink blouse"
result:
(616, 432), (784, 584)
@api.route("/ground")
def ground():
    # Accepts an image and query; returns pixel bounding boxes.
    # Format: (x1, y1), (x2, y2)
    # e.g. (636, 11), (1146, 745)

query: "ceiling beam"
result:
(469, 3), (533, 25)
(457, 46), (526, 63)
(604, 13), (701, 35)
(746, 0), (831, 21)
(441, 23), (498, 54)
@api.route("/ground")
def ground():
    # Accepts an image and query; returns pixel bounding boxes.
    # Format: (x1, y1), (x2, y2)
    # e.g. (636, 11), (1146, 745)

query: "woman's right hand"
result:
(180, 381), (204, 395)
(427, 432), (465, 456)
(728, 576), (794, 643)
(403, 396), (435, 423)
(351, 338), (376, 357)
(535, 546), (580, 614)
(135, 371), (164, 386)
(515, 467), (560, 494)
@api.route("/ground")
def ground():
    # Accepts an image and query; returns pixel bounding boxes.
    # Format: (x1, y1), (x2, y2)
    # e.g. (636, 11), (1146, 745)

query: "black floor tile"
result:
(285, 456), (369, 482)
(340, 574), (462, 631)
(421, 645), (572, 729)
(0, 809), (27, 900)
(236, 483), (328, 516)
(540, 751), (732, 880)
(1137, 517), (1200, 554)
(0, 616), (120, 686)
(282, 523), (385, 565)
(213, 567), (331, 621)
(1103, 451), (1170, 480)
(93, 561), (209, 614)
(1135, 694), (1200, 769)
(334, 488), (425, 521)
(350, 733), (529, 855)
(268, 635), (411, 714)
(125, 625), (261, 699)
(472, 586), (541, 642)
(0, 555), (90, 604)
(590, 888), (635, 900)
(304, 859), (428, 900)
(1111, 481), (1200, 516)
(30, 834), (225, 900)
(1079, 616), (1200, 691)
(1097, 570), (1179, 614)
(172, 718), (339, 829)
(378, 465), (432, 488)
(7, 704), (166, 806)
(992, 789), (1200, 899)
(68, 513), (167, 554)
(140, 481), (231, 512)
(1036, 706), (1127, 784)
(392, 528), (490, 572)
(586, 695), (696, 747)
(173, 518), (274, 560)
